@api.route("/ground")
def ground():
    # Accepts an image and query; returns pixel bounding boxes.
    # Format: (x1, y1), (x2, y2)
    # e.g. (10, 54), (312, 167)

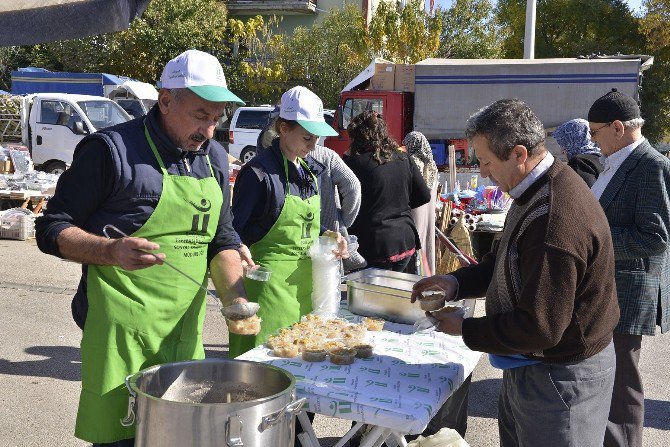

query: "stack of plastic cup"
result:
(308, 236), (340, 318)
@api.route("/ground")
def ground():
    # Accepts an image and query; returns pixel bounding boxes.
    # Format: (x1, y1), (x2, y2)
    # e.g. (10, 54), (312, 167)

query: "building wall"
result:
(231, 0), (415, 35)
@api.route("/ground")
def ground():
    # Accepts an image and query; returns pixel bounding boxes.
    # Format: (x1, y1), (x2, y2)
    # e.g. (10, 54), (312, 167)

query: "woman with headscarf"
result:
(344, 111), (431, 272)
(553, 118), (603, 187)
(403, 131), (439, 275)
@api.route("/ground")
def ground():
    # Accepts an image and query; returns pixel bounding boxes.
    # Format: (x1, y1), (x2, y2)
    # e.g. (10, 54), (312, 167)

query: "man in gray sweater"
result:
(413, 99), (619, 446)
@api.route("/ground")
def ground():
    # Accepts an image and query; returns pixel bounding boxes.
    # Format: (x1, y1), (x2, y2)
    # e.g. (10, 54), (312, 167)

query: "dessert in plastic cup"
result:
(418, 285), (447, 311)
(226, 315), (261, 335)
(328, 347), (357, 365)
(361, 317), (385, 331)
(352, 343), (374, 359)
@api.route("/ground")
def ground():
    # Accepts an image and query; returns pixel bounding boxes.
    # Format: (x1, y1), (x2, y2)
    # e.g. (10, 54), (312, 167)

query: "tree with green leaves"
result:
(280, 4), (372, 107)
(495, 0), (670, 142)
(437, 0), (503, 59)
(225, 15), (286, 105)
(368, 0), (442, 64)
(496, 0), (642, 58)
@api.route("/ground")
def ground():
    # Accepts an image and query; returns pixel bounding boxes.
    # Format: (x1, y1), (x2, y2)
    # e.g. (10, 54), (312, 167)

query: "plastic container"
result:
(309, 236), (340, 318)
(328, 347), (357, 365)
(418, 286), (447, 311)
(301, 348), (327, 362)
(272, 342), (300, 358)
(244, 265), (272, 282)
(361, 317), (385, 332)
(226, 315), (261, 336)
(0, 209), (35, 241)
(352, 343), (374, 359)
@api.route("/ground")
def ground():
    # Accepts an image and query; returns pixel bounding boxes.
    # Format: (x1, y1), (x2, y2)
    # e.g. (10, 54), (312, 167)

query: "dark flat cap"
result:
(588, 88), (641, 123)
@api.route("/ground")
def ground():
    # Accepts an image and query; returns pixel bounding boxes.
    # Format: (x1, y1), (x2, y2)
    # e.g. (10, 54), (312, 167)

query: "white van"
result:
(228, 106), (336, 164)
(228, 106), (274, 163)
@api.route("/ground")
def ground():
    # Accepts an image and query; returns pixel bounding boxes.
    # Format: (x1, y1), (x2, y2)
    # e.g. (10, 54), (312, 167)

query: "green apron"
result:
(75, 127), (223, 443)
(229, 156), (320, 358)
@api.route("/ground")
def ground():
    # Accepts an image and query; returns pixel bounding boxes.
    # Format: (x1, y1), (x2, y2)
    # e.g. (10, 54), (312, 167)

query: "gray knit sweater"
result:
(310, 145), (361, 232)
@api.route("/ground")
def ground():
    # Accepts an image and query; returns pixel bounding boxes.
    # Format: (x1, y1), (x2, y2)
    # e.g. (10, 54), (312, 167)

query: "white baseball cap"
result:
(279, 86), (337, 137)
(160, 49), (245, 105)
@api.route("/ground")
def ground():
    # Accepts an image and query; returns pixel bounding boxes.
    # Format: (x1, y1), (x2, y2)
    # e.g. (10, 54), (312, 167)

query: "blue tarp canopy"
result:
(11, 69), (127, 96)
(0, 0), (150, 46)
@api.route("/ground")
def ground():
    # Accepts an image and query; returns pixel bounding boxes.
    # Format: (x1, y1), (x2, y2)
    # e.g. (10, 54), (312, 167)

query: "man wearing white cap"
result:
(231, 85), (347, 358)
(36, 49), (251, 446)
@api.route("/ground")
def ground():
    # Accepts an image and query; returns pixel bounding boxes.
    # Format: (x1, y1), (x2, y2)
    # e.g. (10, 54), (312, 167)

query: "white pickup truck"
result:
(0, 92), (132, 174)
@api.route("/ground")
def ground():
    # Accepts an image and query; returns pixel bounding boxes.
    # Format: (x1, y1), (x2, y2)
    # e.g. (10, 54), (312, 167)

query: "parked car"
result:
(228, 106), (274, 163)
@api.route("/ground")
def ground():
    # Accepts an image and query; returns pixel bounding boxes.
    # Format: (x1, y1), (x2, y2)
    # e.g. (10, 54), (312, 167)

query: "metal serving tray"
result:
(345, 268), (426, 324)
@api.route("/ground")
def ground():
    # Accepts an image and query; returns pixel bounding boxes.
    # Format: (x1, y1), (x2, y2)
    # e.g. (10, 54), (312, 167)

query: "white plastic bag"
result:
(407, 428), (470, 447)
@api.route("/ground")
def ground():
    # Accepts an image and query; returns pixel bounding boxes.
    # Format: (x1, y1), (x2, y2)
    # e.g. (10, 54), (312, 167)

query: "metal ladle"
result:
(102, 224), (258, 319)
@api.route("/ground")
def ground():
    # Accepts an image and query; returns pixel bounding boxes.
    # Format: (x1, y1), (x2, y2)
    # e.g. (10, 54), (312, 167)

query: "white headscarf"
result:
(403, 131), (438, 190)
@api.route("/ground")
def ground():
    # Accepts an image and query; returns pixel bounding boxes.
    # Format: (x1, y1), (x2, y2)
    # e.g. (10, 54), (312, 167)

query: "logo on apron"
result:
(188, 198), (212, 234)
(300, 211), (315, 239)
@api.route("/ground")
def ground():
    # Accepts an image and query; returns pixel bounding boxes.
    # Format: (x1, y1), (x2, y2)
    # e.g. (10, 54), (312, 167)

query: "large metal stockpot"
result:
(122, 358), (305, 447)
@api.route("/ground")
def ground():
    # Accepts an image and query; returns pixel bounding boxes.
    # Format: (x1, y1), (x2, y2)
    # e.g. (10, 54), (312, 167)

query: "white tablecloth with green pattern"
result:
(237, 306), (482, 434)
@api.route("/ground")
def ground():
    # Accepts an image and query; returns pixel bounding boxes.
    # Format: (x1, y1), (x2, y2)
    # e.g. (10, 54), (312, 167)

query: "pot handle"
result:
(259, 397), (307, 432)
(120, 374), (137, 427)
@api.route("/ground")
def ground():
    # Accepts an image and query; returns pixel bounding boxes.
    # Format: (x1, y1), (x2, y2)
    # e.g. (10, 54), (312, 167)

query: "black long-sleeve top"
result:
(343, 150), (430, 261)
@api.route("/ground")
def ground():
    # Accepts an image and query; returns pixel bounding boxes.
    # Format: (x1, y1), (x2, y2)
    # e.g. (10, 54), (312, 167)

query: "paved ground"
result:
(1, 239), (668, 446)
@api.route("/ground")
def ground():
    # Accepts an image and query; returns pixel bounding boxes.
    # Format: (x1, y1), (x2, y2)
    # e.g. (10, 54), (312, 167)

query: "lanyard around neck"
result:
(282, 154), (318, 197)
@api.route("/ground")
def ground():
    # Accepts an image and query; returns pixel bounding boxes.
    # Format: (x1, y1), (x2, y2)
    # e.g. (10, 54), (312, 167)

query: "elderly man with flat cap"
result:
(588, 88), (670, 447)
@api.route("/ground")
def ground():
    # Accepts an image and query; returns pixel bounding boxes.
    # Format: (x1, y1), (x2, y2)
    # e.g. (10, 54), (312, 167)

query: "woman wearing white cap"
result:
(230, 86), (347, 356)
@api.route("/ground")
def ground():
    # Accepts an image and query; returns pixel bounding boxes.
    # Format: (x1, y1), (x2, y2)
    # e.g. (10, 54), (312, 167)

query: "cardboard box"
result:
(370, 63), (395, 91)
(394, 64), (415, 92)
(0, 159), (12, 174)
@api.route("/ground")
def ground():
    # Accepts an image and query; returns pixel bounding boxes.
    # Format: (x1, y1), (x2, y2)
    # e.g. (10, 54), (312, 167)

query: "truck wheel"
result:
(42, 161), (67, 175)
(240, 147), (257, 164)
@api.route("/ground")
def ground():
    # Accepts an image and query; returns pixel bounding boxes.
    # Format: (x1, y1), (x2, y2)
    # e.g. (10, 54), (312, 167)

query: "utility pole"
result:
(523, 0), (537, 59)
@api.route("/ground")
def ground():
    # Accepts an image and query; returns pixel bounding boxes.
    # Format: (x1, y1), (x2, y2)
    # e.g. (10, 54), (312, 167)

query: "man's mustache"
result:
(190, 133), (206, 143)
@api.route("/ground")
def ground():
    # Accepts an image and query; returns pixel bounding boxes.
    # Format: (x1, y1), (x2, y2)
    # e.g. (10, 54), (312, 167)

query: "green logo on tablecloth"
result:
(413, 402), (433, 416)
(329, 401), (353, 414)
(324, 377), (346, 384)
(408, 385), (429, 393)
(365, 380), (388, 388)
(400, 372), (420, 378)
(359, 367), (380, 374)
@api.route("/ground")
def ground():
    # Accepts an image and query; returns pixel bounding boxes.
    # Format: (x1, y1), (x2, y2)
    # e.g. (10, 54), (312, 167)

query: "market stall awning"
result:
(0, 0), (151, 46)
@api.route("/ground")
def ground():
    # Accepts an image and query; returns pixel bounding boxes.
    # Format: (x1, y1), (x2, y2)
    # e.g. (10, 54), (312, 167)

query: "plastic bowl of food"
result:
(328, 347), (357, 365)
(418, 285), (448, 311)
(244, 265), (272, 282)
(272, 341), (300, 358)
(352, 343), (374, 359)
(302, 346), (327, 362)
(361, 317), (385, 332)
(226, 315), (261, 335)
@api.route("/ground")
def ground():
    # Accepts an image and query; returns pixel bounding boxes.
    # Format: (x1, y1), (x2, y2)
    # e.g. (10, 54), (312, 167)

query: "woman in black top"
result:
(344, 111), (430, 272)
(553, 118), (603, 187)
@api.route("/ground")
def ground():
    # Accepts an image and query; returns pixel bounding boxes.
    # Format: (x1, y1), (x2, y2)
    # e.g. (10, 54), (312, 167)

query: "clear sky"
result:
(429, 0), (645, 14)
